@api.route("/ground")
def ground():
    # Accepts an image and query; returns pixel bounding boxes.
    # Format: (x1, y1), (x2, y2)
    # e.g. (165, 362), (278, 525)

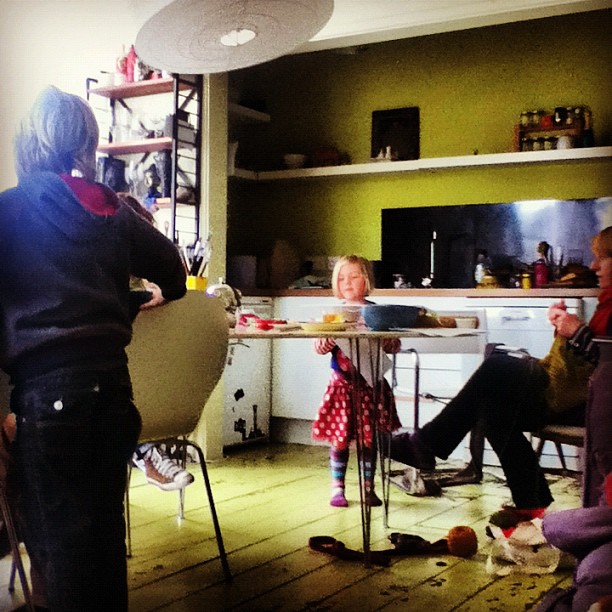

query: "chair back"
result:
(127, 291), (229, 442)
(0, 294), (229, 443)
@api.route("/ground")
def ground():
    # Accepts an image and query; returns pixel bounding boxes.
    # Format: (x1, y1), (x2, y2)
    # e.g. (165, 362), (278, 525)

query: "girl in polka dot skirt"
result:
(312, 255), (402, 507)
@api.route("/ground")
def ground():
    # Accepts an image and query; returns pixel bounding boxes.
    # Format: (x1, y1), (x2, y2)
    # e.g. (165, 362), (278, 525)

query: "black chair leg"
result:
(188, 441), (232, 583)
(0, 486), (34, 611)
(124, 438), (231, 582)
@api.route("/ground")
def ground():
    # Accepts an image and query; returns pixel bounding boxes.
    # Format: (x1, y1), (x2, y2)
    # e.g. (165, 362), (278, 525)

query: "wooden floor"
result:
(0, 443), (580, 611)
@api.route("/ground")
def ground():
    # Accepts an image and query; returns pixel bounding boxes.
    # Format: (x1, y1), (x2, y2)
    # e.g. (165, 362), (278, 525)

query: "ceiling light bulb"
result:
(220, 28), (257, 47)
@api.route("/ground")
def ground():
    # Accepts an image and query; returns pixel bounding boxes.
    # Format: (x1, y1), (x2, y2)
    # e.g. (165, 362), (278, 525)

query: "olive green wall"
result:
(227, 10), (612, 263)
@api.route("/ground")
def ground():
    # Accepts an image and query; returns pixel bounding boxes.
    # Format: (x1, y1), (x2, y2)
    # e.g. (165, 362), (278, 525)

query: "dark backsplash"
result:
(381, 198), (611, 288)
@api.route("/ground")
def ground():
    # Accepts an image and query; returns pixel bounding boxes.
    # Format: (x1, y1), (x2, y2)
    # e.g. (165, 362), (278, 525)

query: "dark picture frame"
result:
(371, 106), (420, 161)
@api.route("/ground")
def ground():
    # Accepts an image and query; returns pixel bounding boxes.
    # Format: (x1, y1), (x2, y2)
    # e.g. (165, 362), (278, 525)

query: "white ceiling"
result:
(130, 0), (612, 55)
(298, 0), (612, 52)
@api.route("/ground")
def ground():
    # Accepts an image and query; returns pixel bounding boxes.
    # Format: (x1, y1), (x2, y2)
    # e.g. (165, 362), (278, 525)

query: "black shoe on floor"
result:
(438, 462), (483, 487)
(387, 431), (436, 471)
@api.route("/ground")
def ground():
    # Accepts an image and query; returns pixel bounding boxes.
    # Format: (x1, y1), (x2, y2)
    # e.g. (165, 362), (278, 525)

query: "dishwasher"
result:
(223, 297), (273, 448)
(478, 297), (584, 470)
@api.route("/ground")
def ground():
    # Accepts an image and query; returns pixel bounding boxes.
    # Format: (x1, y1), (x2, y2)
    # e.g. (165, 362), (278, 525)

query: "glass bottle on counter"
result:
(474, 249), (492, 287)
(533, 241), (551, 288)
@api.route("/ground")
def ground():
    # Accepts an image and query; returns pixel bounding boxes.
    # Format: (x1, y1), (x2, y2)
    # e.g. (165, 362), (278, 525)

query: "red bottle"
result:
(534, 260), (549, 288)
(126, 45), (137, 83)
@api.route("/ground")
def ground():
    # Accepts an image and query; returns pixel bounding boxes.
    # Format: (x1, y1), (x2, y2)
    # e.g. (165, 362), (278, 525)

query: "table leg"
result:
(347, 337), (385, 567)
(383, 348), (420, 526)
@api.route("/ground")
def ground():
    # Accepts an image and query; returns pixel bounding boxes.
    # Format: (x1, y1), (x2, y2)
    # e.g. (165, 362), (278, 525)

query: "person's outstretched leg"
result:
(438, 421), (485, 486)
(478, 355), (553, 509)
(387, 356), (494, 468)
(388, 351), (553, 509)
(330, 447), (349, 507)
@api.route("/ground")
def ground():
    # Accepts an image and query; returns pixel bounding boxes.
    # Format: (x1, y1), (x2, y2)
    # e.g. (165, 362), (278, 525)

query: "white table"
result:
(229, 325), (486, 566)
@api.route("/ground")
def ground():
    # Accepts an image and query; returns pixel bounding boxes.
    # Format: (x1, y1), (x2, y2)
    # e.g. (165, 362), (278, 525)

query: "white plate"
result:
(272, 323), (302, 331)
(300, 322), (348, 332)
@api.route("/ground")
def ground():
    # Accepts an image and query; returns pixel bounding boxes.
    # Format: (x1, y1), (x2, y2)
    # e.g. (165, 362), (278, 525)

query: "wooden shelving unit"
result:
(96, 137), (173, 156)
(87, 77), (186, 100)
(88, 74), (203, 243)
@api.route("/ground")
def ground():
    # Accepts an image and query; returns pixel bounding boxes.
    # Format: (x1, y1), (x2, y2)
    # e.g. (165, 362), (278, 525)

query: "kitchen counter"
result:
(242, 287), (599, 298)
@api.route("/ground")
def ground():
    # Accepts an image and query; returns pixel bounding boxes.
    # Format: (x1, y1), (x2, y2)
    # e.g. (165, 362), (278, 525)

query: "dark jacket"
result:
(0, 171), (186, 381)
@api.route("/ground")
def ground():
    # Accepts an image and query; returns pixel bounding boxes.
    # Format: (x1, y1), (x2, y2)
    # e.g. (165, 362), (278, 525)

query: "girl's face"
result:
(591, 252), (612, 289)
(336, 262), (367, 302)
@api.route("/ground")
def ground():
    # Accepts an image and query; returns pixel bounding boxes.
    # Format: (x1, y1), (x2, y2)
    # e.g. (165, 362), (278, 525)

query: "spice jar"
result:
(521, 273), (532, 289)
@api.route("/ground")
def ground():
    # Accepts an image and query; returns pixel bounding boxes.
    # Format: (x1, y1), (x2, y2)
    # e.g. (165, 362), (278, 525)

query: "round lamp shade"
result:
(136, 0), (334, 74)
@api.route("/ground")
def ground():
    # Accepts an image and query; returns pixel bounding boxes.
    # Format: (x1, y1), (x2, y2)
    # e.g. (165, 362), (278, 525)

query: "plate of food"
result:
(300, 322), (348, 332)
(272, 322), (302, 331)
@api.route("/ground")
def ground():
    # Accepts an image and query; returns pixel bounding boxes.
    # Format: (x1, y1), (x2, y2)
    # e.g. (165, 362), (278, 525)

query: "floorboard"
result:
(0, 443), (581, 611)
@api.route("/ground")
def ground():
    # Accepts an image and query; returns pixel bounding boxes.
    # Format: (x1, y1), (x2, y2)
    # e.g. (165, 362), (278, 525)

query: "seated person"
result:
(537, 330), (612, 611)
(387, 226), (612, 513)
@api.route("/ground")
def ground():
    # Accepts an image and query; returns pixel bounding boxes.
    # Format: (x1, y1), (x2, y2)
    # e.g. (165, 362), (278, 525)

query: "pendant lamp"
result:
(135, 0), (334, 74)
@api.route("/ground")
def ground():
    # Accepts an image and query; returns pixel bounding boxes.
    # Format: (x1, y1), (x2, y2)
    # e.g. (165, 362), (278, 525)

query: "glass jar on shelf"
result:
(529, 110), (541, 127)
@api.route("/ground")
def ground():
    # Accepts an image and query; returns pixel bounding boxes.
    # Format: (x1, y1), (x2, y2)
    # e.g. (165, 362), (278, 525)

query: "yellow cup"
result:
(186, 276), (207, 291)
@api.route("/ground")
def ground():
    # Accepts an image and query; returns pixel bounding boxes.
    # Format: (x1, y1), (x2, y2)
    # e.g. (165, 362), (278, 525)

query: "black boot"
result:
(386, 431), (436, 471)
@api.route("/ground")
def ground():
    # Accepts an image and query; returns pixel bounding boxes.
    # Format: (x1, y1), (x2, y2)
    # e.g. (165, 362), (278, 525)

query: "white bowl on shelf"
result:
(283, 153), (307, 169)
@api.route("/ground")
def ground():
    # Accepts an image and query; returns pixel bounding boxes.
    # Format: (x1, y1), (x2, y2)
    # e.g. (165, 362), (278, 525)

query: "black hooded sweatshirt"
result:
(0, 171), (186, 382)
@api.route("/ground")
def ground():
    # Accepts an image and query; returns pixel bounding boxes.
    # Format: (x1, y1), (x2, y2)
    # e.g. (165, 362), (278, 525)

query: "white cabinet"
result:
(223, 298), (273, 448)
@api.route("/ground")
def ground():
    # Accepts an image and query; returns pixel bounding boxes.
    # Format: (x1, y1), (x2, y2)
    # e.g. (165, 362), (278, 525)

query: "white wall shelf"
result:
(228, 146), (612, 181)
(228, 102), (271, 124)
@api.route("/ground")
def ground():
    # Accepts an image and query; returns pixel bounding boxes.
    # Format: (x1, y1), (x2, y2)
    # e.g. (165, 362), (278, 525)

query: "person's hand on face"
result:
(337, 262), (367, 303)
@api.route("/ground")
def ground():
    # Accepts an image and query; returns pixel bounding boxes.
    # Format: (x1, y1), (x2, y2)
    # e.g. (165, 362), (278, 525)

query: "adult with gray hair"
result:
(0, 86), (187, 611)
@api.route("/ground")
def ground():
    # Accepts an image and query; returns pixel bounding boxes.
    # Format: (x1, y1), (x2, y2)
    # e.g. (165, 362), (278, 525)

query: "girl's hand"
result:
(551, 309), (582, 338)
(314, 337), (336, 354)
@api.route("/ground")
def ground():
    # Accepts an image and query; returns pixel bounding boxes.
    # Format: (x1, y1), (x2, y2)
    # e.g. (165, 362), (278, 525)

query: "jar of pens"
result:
(180, 236), (211, 291)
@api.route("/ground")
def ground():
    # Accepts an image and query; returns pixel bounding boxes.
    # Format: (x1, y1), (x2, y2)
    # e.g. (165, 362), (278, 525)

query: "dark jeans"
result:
(419, 351), (554, 509)
(9, 365), (141, 612)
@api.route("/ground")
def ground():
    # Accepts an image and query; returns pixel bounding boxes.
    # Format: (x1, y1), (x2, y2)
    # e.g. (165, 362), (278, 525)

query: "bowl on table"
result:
(361, 304), (422, 331)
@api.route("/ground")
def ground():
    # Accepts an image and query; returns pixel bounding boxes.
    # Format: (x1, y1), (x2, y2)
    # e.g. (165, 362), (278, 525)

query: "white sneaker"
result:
(133, 446), (194, 491)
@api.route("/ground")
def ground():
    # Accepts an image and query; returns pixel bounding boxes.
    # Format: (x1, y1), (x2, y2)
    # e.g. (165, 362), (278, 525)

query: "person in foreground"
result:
(0, 86), (186, 611)
(313, 255), (401, 507)
(387, 227), (612, 513)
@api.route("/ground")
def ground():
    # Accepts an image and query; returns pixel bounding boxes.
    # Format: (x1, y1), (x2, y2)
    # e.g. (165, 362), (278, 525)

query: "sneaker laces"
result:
(148, 447), (186, 481)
